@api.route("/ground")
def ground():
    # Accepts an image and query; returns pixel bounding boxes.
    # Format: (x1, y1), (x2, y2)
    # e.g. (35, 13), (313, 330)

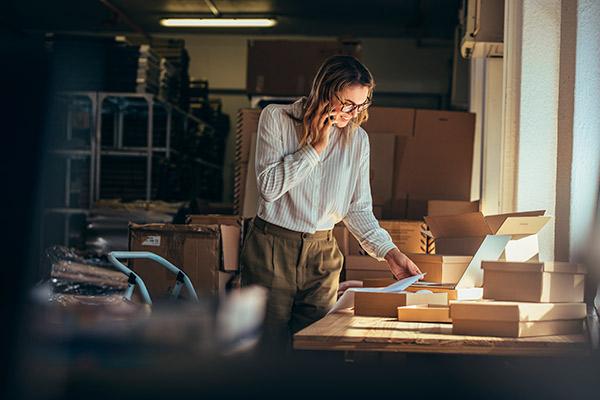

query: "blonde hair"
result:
(286, 55), (375, 146)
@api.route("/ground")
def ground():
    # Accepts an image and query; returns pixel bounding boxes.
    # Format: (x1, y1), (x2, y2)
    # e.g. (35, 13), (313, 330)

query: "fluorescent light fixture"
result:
(160, 18), (277, 28)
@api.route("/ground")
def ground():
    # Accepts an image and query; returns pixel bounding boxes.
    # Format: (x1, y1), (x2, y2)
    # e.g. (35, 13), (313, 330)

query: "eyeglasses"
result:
(335, 93), (372, 114)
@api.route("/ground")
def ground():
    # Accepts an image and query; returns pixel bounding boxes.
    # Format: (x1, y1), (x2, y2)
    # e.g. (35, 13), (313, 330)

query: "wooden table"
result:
(293, 310), (590, 357)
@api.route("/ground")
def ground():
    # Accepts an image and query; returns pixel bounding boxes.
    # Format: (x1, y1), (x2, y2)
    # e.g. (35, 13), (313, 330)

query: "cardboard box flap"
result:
(186, 214), (241, 226)
(483, 210), (545, 233)
(220, 225), (241, 271)
(450, 301), (586, 322)
(129, 222), (220, 236)
(407, 254), (472, 264)
(493, 215), (551, 236)
(482, 261), (586, 274)
(425, 212), (491, 239)
(456, 235), (511, 288)
(427, 200), (480, 216)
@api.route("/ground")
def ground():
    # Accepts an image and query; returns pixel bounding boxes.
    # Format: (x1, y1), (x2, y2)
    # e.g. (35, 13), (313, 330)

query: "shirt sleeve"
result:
(255, 105), (321, 202)
(343, 129), (397, 260)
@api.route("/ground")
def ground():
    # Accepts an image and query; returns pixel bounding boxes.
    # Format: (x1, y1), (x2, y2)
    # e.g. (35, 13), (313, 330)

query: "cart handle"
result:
(108, 251), (199, 305)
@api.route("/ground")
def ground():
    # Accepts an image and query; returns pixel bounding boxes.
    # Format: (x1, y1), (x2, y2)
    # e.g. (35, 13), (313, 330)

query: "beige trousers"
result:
(240, 217), (344, 350)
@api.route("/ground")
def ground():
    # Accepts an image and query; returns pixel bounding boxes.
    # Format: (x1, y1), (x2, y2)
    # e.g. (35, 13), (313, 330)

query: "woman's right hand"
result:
(312, 106), (338, 154)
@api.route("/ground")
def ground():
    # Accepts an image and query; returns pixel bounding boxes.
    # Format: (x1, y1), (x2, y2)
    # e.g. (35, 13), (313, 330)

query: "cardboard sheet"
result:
(328, 273), (424, 314)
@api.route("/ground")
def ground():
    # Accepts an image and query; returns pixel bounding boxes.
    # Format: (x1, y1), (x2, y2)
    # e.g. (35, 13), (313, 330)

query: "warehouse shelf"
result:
(49, 148), (93, 157)
(100, 147), (170, 156)
(43, 90), (218, 248)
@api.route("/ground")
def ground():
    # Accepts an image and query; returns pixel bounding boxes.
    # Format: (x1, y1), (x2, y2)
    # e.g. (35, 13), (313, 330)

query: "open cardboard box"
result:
(354, 291), (448, 317)
(482, 261), (586, 303)
(450, 301), (586, 337)
(426, 199), (480, 216)
(425, 210), (552, 261)
(129, 223), (241, 298)
(407, 235), (512, 301)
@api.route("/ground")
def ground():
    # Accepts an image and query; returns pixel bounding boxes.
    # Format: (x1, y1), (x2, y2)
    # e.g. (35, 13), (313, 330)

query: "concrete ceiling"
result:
(6, 0), (461, 39)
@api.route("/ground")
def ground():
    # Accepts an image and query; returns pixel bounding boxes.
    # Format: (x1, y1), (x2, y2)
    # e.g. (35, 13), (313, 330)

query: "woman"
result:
(241, 55), (422, 349)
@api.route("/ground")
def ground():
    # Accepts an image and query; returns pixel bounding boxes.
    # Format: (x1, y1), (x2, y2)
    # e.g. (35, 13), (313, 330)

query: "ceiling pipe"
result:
(99, 0), (151, 40)
(204, 0), (221, 17)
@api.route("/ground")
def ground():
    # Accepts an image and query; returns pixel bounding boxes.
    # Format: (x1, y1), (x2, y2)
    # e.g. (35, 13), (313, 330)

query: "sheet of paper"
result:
(328, 274), (425, 314)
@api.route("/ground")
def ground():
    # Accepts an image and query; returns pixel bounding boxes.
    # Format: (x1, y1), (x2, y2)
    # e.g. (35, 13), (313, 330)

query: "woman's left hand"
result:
(384, 248), (422, 280)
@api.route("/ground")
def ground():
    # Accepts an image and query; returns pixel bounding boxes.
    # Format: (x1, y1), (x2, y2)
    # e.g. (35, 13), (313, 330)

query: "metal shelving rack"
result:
(42, 91), (218, 248)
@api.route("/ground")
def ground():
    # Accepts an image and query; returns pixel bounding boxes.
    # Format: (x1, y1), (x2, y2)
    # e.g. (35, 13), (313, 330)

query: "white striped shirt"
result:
(254, 98), (397, 260)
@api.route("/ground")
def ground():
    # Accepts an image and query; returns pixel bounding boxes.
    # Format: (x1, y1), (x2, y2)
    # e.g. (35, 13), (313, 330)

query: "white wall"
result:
(501, 0), (600, 263)
(516, 0), (562, 260)
(569, 0), (600, 260)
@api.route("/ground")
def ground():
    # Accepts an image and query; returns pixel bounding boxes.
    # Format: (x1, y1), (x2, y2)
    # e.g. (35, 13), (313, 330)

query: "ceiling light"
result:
(160, 18), (277, 28)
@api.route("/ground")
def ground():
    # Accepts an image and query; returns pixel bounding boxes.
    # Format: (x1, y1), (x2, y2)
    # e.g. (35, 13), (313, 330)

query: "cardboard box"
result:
(354, 291), (448, 317)
(482, 261), (586, 303)
(362, 108), (477, 219)
(372, 205), (384, 219)
(362, 278), (397, 287)
(234, 109), (261, 215)
(425, 210), (551, 261)
(407, 234), (511, 297)
(451, 301), (586, 337)
(344, 220), (427, 256)
(345, 255), (393, 280)
(405, 285), (483, 301)
(363, 107), (415, 217)
(346, 270), (394, 281)
(218, 271), (236, 295)
(450, 300), (587, 321)
(128, 223), (241, 298)
(452, 319), (584, 338)
(394, 109), (477, 204)
(397, 305), (452, 323)
(369, 133), (397, 207)
(427, 200), (480, 216)
(362, 107), (415, 136)
(362, 277), (483, 301)
(347, 232), (363, 256)
(345, 255), (389, 271)
(406, 254), (472, 284)
(380, 220), (427, 254)
(247, 40), (361, 96)
(186, 214), (241, 226)
(333, 223), (349, 256)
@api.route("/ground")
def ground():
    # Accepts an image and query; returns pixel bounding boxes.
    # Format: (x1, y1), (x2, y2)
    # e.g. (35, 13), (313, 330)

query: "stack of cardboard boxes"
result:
(402, 210), (553, 301)
(450, 261), (586, 337)
(353, 209), (559, 323)
(361, 108), (478, 220)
